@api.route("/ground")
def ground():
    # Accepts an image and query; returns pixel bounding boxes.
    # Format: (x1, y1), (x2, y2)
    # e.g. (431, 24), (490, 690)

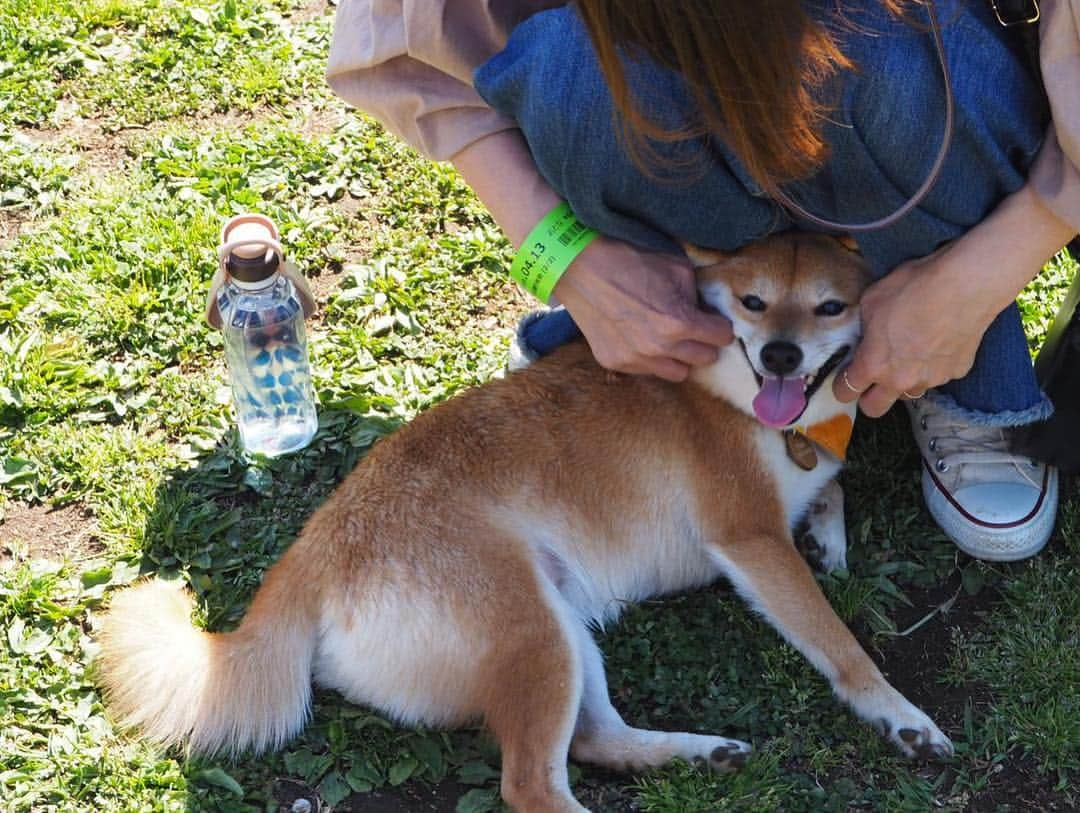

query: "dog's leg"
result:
(798, 478), (848, 573)
(480, 588), (590, 813)
(710, 535), (953, 760)
(569, 624), (752, 772)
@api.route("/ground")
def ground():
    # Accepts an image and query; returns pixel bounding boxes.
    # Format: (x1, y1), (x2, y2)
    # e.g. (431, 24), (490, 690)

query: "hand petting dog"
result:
(836, 185), (1078, 416)
(834, 246), (989, 415)
(551, 236), (734, 382)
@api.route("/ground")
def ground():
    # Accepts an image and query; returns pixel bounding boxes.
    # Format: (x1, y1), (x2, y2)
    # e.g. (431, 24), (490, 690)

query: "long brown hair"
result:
(575, 0), (904, 196)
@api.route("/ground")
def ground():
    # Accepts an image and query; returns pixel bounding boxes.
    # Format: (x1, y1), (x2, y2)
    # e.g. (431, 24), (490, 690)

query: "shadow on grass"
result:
(139, 407), (395, 628)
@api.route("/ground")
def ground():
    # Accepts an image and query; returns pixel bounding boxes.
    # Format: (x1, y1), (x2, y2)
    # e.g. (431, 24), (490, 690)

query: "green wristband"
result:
(510, 202), (598, 302)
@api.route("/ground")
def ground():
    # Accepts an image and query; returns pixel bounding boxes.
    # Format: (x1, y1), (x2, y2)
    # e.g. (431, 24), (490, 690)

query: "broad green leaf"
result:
(317, 771), (351, 807)
(455, 788), (500, 813)
(193, 767), (243, 797)
(388, 757), (418, 786)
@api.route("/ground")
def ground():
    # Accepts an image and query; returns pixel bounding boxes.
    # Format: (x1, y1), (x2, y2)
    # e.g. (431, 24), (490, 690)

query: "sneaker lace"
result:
(914, 404), (1040, 487)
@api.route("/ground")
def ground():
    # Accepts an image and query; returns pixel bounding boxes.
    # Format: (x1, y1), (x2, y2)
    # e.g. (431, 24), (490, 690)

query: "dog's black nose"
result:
(760, 341), (803, 376)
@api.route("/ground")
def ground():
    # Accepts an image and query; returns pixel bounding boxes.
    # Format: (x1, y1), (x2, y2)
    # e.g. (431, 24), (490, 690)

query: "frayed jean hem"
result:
(923, 389), (1054, 428)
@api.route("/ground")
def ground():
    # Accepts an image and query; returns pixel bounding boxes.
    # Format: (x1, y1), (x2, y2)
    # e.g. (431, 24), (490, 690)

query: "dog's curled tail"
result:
(95, 576), (317, 757)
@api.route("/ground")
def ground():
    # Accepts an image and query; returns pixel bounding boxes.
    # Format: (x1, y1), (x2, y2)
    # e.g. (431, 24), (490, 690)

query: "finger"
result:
(644, 357), (693, 383)
(857, 384), (901, 418)
(898, 383), (928, 400)
(667, 339), (721, 368)
(833, 364), (869, 404)
(683, 309), (734, 348)
(597, 349), (692, 383)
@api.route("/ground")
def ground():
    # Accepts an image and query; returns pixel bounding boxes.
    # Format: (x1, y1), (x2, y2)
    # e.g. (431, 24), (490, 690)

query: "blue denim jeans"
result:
(474, 0), (1052, 426)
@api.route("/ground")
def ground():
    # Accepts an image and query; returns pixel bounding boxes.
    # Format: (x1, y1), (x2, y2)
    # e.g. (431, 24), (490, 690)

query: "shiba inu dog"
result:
(97, 232), (953, 813)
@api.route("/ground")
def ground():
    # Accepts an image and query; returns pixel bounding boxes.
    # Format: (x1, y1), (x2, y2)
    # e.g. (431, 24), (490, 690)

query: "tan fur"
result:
(96, 233), (951, 812)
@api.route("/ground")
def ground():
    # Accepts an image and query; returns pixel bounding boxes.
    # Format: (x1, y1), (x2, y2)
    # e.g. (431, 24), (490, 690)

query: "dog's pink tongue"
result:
(753, 376), (807, 427)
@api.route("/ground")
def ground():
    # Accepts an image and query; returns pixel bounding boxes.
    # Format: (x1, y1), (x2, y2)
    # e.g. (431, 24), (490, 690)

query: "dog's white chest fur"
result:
(753, 425), (843, 528)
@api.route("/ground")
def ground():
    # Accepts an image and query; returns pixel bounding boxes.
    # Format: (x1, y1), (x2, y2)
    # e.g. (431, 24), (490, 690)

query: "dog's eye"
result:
(740, 294), (766, 312)
(815, 300), (847, 317)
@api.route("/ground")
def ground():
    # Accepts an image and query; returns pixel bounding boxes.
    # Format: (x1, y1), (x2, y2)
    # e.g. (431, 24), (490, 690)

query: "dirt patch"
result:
(289, 0), (331, 26)
(0, 208), (30, 244)
(855, 576), (1075, 811)
(18, 105), (327, 183)
(308, 265), (349, 318)
(867, 573), (985, 726)
(0, 501), (103, 567)
(857, 575), (989, 761)
(478, 279), (535, 332)
(574, 772), (640, 812)
(967, 757), (1075, 811)
(19, 114), (137, 178)
(299, 106), (350, 140)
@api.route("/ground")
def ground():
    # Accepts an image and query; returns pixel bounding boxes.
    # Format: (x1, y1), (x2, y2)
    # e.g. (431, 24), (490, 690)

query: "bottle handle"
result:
(206, 214), (318, 328)
(221, 212), (279, 242)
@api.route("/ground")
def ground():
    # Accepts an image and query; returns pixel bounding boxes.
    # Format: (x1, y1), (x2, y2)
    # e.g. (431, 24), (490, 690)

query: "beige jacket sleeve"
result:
(326, 0), (564, 161)
(1028, 0), (1080, 232)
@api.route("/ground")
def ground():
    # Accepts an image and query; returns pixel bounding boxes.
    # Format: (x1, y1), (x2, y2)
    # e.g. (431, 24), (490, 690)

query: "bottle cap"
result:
(219, 214), (284, 284)
(206, 214), (317, 329)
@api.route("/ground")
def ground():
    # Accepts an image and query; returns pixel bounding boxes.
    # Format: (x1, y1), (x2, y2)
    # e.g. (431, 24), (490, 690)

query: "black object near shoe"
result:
(1010, 238), (1080, 473)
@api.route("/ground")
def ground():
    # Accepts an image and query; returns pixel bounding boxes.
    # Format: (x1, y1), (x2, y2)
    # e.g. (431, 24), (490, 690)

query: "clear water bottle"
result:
(213, 214), (318, 457)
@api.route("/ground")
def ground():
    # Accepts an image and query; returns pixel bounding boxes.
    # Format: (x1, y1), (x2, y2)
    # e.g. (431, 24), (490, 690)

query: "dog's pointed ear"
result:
(682, 243), (735, 268)
(833, 234), (860, 253)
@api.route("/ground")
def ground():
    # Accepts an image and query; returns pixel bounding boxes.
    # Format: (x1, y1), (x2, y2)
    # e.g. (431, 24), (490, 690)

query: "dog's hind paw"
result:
(795, 530), (825, 569)
(704, 739), (753, 772)
(576, 730), (752, 774)
(797, 479), (848, 573)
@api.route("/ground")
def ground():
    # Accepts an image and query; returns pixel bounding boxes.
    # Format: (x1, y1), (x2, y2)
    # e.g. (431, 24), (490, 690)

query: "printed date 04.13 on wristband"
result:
(510, 202), (598, 303)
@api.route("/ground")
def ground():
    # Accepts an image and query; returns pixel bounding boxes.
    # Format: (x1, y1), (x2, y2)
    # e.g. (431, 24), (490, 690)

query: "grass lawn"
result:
(1, 1), (1077, 811)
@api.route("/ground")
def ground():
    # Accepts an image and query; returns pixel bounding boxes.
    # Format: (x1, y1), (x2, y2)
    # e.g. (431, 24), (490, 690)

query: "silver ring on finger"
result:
(841, 370), (866, 395)
(902, 390), (926, 400)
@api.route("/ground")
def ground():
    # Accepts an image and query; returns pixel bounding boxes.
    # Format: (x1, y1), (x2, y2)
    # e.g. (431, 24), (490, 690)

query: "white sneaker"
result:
(905, 398), (1058, 561)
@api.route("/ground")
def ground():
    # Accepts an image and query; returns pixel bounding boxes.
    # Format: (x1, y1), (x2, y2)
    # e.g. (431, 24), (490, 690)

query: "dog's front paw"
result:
(873, 705), (953, 760)
(895, 724), (954, 761)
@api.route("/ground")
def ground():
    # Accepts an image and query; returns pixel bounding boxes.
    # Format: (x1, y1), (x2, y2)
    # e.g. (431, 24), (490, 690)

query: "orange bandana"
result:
(794, 414), (854, 461)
